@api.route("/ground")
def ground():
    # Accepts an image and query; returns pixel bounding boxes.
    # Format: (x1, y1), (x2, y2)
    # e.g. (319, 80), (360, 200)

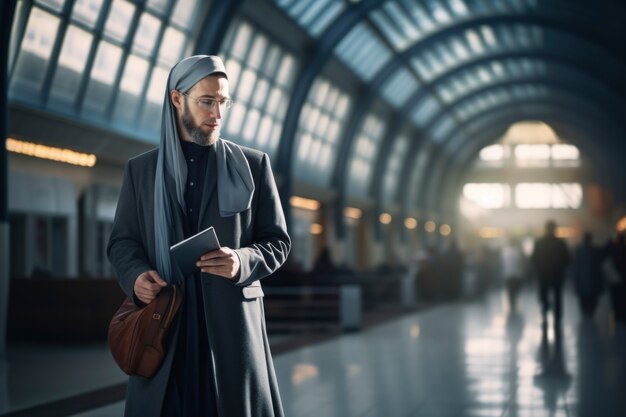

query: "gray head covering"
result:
(154, 55), (255, 282)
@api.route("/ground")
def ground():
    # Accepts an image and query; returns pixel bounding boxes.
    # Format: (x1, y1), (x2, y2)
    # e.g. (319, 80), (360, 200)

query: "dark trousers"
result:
(539, 280), (563, 320)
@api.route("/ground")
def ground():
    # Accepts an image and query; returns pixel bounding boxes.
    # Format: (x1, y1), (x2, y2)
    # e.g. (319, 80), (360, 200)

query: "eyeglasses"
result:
(180, 92), (233, 111)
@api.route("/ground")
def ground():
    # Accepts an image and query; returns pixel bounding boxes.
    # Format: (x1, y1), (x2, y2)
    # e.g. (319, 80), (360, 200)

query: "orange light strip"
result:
(6, 138), (96, 167)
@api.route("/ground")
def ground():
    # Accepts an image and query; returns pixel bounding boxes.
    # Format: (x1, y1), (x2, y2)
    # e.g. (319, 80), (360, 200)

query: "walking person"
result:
(604, 232), (626, 323)
(531, 220), (571, 325)
(108, 55), (291, 417)
(500, 236), (527, 311)
(572, 232), (604, 318)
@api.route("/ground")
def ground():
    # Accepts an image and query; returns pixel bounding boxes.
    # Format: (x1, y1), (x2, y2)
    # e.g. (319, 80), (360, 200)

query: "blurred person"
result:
(572, 232), (604, 317)
(443, 239), (465, 299)
(500, 236), (527, 311)
(604, 232), (626, 323)
(107, 55), (290, 417)
(531, 220), (571, 324)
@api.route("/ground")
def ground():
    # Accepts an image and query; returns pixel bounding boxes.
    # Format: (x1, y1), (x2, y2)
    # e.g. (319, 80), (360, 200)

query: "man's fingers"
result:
(146, 270), (167, 286)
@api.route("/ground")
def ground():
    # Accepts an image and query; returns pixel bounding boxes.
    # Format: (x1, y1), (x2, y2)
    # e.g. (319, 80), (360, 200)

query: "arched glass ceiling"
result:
(436, 58), (547, 104)
(272, 0), (346, 38)
(219, 18), (298, 160)
(381, 132), (409, 205)
(293, 77), (352, 187)
(8, 0), (208, 142)
(347, 113), (387, 199)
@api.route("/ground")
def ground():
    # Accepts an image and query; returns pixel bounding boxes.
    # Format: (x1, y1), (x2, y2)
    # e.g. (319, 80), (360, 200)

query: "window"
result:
(463, 183), (510, 209)
(294, 78), (352, 187)
(220, 19), (298, 159)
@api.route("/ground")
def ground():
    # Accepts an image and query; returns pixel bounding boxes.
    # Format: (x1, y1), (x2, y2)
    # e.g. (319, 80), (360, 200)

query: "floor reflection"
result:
(533, 318), (572, 416)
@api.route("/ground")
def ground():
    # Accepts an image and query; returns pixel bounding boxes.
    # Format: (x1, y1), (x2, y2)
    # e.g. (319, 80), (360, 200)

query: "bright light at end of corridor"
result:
(379, 213), (392, 224)
(425, 221), (436, 233)
(6, 137), (97, 167)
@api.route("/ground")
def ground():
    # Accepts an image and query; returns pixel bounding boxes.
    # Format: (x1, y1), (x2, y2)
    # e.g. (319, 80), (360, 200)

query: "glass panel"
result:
(348, 114), (386, 198)
(463, 183), (509, 209)
(36, 0), (65, 12)
(551, 183), (582, 209)
(411, 95), (440, 126)
(272, 0), (345, 38)
(335, 23), (393, 82)
(382, 134), (409, 204)
(50, 25), (93, 104)
(248, 34), (267, 70)
(90, 40), (122, 85)
(381, 67), (419, 108)
(146, 66), (169, 104)
(132, 12), (161, 56)
(172, 0), (198, 27)
(220, 19), (297, 158)
(119, 54), (149, 95)
(9, 0), (25, 70)
(480, 145), (505, 161)
(158, 27), (185, 67)
(294, 78), (351, 187)
(276, 55), (295, 86)
(114, 55), (150, 125)
(57, 25), (92, 72)
(515, 183), (551, 208)
(104, 0), (135, 43)
(551, 144), (579, 160)
(82, 40), (122, 114)
(231, 21), (252, 60)
(146, 0), (169, 14)
(71, 0), (104, 28)
(515, 144), (550, 167)
(10, 7), (60, 97)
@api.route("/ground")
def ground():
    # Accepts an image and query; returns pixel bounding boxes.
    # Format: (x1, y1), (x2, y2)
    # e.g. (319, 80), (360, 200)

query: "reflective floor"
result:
(2, 286), (625, 417)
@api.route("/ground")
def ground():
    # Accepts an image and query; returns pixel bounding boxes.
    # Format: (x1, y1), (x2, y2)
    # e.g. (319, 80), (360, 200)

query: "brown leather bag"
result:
(108, 285), (183, 378)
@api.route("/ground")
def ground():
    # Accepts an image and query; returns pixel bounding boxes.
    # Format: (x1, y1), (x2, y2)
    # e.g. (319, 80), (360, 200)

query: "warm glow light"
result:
(410, 324), (420, 339)
(379, 213), (392, 224)
(290, 196), (320, 211)
(404, 217), (417, 229)
(309, 223), (323, 235)
(555, 227), (577, 239)
(291, 363), (319, 386)
(344, 207), (362, 219)
(617, 216), (626, 233)
(6, 137), (96, 167)
(425, 221), (436, 233)
(439, 224), (451, 236)
(479, 227), (504, 238)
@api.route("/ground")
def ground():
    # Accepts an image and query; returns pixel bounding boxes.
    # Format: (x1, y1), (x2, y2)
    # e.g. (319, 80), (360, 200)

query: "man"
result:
(107, 55), (290, 417)
(572, 232), (604, 317)
(500, 236), (527, 311)
(531, 220), (570, 324)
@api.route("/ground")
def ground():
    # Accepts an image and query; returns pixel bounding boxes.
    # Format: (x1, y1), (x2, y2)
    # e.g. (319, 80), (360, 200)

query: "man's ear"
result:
(170, 90), (183, 110)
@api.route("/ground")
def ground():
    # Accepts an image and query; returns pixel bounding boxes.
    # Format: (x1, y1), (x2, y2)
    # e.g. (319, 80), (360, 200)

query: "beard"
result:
(181, 103), (219, 146)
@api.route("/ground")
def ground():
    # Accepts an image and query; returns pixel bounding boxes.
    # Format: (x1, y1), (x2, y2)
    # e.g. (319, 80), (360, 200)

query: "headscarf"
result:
(154, 55), (255, 283)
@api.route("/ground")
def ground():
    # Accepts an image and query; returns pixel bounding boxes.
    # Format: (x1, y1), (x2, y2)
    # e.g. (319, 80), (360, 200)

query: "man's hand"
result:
(197, 247), (241, 280)
(134, 270), (167, 304)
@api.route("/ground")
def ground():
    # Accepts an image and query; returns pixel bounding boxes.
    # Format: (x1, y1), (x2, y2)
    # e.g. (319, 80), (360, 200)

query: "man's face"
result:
(173, 75), (230, 146)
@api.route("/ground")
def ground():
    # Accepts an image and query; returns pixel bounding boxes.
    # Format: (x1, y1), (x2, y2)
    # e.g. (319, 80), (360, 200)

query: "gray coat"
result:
(107, 145), (290, 417)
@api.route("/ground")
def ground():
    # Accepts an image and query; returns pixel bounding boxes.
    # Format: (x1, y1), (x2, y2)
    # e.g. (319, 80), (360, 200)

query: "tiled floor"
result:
(2, 285), (625, 417)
